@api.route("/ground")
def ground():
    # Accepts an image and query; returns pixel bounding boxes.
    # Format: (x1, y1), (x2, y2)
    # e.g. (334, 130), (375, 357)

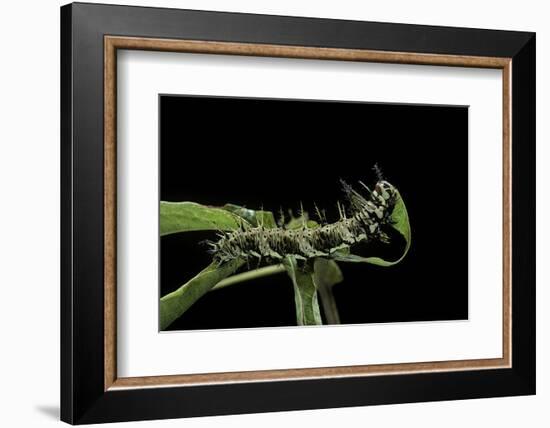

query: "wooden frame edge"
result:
(104, 37), (117, 390)
(110, 358), (508, 390)
(103, 35), (513, 391)
(502, 61), (513, 369)
(105, 35), (511, 68)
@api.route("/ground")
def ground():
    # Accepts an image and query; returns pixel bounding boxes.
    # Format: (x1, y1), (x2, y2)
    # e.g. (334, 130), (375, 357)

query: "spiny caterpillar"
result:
(209, 176), (398, 264)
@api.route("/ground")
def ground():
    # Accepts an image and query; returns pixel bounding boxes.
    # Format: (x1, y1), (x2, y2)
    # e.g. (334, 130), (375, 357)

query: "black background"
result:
(160, 95), (468, 331)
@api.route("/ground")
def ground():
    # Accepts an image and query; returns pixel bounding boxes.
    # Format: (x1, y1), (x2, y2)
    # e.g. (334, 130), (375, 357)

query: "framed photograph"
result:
(61, 2), (535, 424)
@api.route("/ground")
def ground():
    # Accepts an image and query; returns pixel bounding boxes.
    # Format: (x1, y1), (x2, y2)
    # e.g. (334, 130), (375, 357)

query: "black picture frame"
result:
(61, 2), (535, 424)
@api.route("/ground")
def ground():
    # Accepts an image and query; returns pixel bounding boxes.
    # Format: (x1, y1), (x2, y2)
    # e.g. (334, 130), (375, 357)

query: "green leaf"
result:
(285, 215), (319, 230)
(255, 211), (277, 229)
(159, 258), (244, 330)
(313, 258), (344, 286)
(334, 189), (411, 267)
(223, 204), (277, 229)
(283, 256), (322, 326)
(160, 201), (243, 236)
(312, 258), (343, 324)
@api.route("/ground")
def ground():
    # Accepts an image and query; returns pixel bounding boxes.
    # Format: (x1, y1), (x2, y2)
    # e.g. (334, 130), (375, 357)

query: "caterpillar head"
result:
(373, 180), (397, 206)
(341, 178), (396, 215)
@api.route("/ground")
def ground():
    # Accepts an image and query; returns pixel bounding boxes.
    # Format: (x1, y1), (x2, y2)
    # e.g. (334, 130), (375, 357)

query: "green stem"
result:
(317, 282), (341, 324)
(312, 258), (343, 324)
(211, 264), (286, 290)
(283, 257), (323, 326)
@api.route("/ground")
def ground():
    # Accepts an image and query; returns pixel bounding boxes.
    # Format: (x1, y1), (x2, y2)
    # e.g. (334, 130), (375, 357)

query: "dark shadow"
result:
(35, 405), (59, 420)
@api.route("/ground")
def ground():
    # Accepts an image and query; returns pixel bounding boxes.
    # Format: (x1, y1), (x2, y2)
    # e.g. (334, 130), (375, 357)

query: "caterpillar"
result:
(209, 177), (398, 264)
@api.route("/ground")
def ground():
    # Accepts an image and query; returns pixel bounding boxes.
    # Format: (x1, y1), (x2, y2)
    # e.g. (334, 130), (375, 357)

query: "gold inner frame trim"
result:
(104, 35), (512, 391)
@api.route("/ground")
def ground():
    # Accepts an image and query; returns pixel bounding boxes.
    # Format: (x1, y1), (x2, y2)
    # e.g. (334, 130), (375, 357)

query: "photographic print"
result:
(159, 95), (468, 331)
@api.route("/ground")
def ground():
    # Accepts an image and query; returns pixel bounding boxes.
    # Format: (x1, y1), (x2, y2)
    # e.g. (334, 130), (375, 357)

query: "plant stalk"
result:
(212, 264), (286, 290)
(317, 282), (341, 324)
